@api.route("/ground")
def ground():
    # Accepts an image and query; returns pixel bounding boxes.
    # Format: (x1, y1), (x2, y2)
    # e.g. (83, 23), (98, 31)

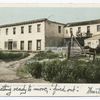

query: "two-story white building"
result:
(0, 18), (65, 52)
(64, 19), (100, 46)
(64, 19), (100, 38)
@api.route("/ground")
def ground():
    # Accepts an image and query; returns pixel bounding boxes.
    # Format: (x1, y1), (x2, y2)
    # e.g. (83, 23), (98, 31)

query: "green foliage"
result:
(0, 51), (29, 61)
(33, 51), (59, 60)
(27, 62), (42, 78)
(26, 58), (100, 83)
(17, 65), (29, 78)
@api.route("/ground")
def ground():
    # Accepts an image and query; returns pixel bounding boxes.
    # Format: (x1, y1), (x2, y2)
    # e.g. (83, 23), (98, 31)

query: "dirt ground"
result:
(0, 53), (48, 83)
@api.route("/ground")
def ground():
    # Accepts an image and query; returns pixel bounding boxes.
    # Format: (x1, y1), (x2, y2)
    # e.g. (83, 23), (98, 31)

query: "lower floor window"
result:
(37, 40), (41, 50)
(20, 41), (24, 50)
(28, 41), (32, 51)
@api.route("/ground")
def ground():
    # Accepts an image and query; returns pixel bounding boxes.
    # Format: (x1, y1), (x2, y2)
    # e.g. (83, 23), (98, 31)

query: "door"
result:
(37, 40), (41, 50)
(8, 41), (13, 50)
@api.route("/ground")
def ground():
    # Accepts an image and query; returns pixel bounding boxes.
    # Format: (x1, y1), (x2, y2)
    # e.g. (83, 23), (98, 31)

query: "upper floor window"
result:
(70, 28), (73, 35)
(21, 26), (24, 34)
(37, 24), (41, 32)
(97, 25), (100, 32)
(66, 30), (68, 34)
(13, 27), (16, 35)
(28, 25), (32, 33)
(78, 27), (81, 33)
(6, 28), (8, 35)
(58, 26), (61, 33)
(87, 26), (90, 33)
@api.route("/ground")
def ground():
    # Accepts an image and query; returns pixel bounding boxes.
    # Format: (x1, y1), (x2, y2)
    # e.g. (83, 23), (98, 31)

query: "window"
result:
(58, 26), (61, 33)
(70, 28), (73, 35)
(6, 28), (8, 35)
(87, 26), (90, 33)
(21, 26), (24, 34)
(28, 41), (32, 51)
(28, 25), (32, 33)
(13, 27), (16, 35)
(78, 27), (81, 33)
(37, 24), (41, 32)
(87, 42), (91, 47)
(20, 41), (24, 50)
(66, 30), (68, 34)
(37, 40), (41, 50)
(97, 25), (100, 32)
(4, 41), (8, 49)
(13, 41), (17, 49)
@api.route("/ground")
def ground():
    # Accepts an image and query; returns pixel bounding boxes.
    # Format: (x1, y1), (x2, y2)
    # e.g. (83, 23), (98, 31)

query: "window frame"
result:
(28, 41), (32, 51)
(28, 25), (32, 33)
(20, 41), (24, 50)
(13, 27), (16, 35)
(97, 25), (100, 32)
(58, 26), (61, 33)
(6, 28), (8, 35)
(37, 24), (41, 32)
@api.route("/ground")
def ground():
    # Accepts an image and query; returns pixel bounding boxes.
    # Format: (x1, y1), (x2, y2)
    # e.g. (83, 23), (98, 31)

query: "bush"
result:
(27, 62), (42, 78)
(33, 51), (59, 60)
(26, 58), (100, 83)
(0, 51), (29, 61)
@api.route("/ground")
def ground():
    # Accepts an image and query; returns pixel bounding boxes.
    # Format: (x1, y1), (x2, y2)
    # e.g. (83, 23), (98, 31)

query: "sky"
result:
(0, 7), (100, 25)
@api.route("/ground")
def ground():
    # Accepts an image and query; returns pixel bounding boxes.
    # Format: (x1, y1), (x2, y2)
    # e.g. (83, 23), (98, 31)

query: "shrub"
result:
(42, 59), (77, 83)
(26, 58), (100, 83)
(27, 62), (42, 78)
(42, 60), (60, 82)
(0, 52), (29, 61)
(33, 51), (59, 60)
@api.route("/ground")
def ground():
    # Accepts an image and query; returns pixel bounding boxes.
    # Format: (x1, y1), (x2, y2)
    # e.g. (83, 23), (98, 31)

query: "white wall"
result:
(0, 21), (45, 51)
(84, 39), (99, 48)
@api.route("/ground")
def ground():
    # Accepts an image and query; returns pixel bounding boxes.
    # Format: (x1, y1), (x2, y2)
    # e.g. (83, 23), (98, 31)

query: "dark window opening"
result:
(13, 27), (16, 35)
(20, 41), (24, 50)
(97, 25), (100, 32)
(29, 25), (32, 33)
(21, 26), (24, 34)
(6, 28), (8, 35)
(37, 40), (41, 50)
(37, 24), (41, 32)
(28, 41), (32, 51)
(58, 26), (61, 33)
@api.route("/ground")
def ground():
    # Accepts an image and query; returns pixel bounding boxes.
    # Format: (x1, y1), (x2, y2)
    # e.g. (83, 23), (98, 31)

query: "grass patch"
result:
(16, 65), (30, 78)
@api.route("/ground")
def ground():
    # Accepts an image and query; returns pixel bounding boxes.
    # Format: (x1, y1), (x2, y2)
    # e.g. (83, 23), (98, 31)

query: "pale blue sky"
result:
(0, 7), (100, 25)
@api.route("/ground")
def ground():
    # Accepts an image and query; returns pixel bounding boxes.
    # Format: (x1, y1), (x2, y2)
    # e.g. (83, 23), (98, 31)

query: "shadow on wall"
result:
(45, 37), (64, 47)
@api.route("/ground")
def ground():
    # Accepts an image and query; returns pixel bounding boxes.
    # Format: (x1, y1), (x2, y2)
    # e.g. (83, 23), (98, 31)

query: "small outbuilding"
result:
(84, 34), (100, 49)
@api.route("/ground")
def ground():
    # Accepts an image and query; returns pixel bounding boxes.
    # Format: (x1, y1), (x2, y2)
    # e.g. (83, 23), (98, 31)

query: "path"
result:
(0, 53), (48, 83)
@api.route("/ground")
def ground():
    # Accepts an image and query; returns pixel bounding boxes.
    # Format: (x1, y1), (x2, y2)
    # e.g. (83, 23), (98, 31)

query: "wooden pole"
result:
(67, 33), (73, 60)
(93, 49), (96, 62)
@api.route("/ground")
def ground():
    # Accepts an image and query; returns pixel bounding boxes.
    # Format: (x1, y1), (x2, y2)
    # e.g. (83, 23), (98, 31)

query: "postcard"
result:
(0, 3), (100, 96)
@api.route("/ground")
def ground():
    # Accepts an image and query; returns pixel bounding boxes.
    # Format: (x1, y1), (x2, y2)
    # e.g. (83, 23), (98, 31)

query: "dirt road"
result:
(0, 53), (48, 83)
